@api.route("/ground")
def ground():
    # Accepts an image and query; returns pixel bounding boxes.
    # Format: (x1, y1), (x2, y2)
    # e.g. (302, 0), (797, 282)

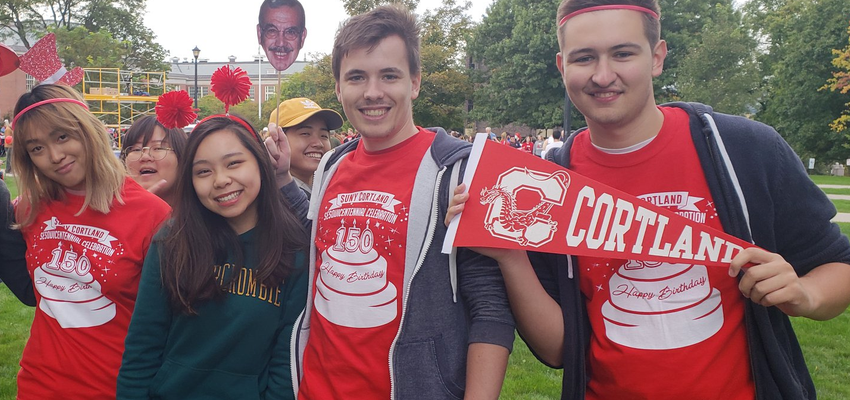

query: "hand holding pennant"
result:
(442, 133), (757, 268)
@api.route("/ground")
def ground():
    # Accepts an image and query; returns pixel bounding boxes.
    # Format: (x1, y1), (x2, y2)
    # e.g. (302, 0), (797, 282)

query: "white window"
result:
(26, 74), (37, 91)
(265, 85), (276, 101)
(190, 87), (210, 98)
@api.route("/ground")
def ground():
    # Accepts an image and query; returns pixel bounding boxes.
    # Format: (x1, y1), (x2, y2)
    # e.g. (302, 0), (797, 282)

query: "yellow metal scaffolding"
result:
(81, 68), (167, 147)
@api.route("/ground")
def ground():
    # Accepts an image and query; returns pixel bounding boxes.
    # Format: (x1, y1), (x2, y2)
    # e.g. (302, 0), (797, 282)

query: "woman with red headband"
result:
(117, 114), (308, 400)
(11, 83), (171, 399)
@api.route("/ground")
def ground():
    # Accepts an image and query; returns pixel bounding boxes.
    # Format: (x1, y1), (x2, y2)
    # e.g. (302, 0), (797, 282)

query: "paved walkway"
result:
(819, 185), (850, 223)
(817, 184), (850, 189)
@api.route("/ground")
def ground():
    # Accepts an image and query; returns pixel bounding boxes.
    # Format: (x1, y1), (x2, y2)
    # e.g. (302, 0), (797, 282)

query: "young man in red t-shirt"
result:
(447, 0), (850, 398)
(279, 5), (515, 400)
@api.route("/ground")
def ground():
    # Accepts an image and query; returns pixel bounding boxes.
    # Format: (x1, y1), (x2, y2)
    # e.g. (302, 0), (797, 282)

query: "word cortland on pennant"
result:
(442, 134), (756, 267)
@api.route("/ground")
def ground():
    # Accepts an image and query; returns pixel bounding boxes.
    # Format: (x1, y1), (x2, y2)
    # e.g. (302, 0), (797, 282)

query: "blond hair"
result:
(12, 84), (125, 227)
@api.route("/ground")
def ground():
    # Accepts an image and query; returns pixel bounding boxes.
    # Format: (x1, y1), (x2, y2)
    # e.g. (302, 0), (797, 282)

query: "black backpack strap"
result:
(547, 127), (586, 168)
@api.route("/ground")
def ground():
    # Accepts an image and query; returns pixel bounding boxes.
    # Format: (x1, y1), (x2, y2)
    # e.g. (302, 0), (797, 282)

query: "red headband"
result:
(559, 5), (659, 26)
(194, 114), (262, 143)
(12, 98), (89, 130)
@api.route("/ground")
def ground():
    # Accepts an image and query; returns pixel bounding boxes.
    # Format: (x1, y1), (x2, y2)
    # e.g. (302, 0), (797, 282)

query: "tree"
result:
(342, 0), (419, 16)
(197, 94), (224, 121)
(414, 0), (473, 130)
(415, 44), (472, 130)
(746, 0), (850, 163)
(654, 0), (730, 102)
(51, 26), (125, 68)
(80, 0), (168, 71)
(823, 21), (850, 133)
(0, 0), (168, 72)
(0, 0), (82, 48)
(468, 0), (565, 129)
(677, 4), (760, 115)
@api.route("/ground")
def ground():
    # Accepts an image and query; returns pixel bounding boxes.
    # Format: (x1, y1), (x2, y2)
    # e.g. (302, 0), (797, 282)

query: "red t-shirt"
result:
(521, 141), (534, 153)
(17, 178), (170, 400)
(299, 128), (436, 399)
(569, 107), (755, 399)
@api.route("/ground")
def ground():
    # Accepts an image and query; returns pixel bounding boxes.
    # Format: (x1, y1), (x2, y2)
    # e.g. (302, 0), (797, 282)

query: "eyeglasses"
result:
(262, 26), (303, 41)
(123, 146), (174, 161)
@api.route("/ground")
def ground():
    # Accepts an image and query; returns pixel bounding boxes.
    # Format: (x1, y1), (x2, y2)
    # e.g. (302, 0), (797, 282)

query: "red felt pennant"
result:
(443, 134), (757, 267)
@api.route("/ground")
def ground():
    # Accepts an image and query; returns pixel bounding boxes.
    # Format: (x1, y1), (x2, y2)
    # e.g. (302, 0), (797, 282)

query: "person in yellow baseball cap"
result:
(269, 97), (343, 197)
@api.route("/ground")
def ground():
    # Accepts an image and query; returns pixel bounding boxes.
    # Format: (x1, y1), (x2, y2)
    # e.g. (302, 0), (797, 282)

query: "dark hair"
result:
(553, 129), (562, 140)
(332, 4), (420, 82)
(121, 115), (188, 161)
(259, 0), (305, 28)
(557, 0), (661, 48)
(160, 115), (306, 314)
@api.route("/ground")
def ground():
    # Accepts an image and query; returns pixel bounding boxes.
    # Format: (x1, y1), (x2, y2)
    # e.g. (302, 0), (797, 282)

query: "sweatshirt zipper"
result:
(388, 167), (446, 399)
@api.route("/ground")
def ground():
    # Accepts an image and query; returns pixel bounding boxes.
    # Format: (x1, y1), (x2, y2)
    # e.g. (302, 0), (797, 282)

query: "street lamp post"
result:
(192, 46), (200, 109)
(255, 49), (264, 121)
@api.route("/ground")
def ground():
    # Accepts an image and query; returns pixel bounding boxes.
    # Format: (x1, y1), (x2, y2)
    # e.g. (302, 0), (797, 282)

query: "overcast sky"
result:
(144, 0), (493, 64)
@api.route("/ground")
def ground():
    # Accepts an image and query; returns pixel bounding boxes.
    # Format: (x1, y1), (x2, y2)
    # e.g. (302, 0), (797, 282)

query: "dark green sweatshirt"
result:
(117, 228), (307, 400)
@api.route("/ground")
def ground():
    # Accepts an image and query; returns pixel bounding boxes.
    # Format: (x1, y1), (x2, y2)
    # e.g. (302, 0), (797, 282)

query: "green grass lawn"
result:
(809, 174), (850, 186)
(819, 187), (850, 195)
(0, 167), (847, 398)
(831, 200), (850, 214)
(2, 290), (848, 399)
(811, 174), (850, 197)
(0, 288), (32, 399)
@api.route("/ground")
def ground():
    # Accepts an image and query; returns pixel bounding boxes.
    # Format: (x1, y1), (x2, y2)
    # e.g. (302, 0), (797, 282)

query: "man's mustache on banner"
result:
(442, 133), (756, 267)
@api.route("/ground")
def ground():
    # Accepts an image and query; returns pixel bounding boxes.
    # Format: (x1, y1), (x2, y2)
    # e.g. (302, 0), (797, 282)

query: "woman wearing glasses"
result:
(121, 115), (188, 207)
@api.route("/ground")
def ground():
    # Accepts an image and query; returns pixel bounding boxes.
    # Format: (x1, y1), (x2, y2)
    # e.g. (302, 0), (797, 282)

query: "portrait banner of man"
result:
(257, 0), (306, 72)
(258, 0), (306, 126)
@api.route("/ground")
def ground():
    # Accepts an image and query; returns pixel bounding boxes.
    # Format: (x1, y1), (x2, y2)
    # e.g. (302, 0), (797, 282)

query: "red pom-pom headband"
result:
(210, 65), (252, 114)
(12, 98), (89, 130)
(195, 114), (262, 143)
(558, 5), (659, 26)
(190, 65), (261, 142)
(155, 90), (197, 129)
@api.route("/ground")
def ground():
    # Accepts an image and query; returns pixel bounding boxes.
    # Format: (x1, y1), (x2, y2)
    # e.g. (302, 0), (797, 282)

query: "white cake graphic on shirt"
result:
(34, 263), (116, 329)
(315, 222), (397, 328)
(321, 246), (388, 294)
(601, 261), (723, 350)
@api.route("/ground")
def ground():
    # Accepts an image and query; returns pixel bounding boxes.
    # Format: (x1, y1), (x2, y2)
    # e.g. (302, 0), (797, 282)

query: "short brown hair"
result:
(557, 0), (661, 48)
(332, 4), (421, 82)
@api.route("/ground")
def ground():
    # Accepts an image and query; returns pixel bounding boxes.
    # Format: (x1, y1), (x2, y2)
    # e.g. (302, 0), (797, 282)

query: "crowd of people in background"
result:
(447, 127), (566, 159)
(1, 0), (849, 399)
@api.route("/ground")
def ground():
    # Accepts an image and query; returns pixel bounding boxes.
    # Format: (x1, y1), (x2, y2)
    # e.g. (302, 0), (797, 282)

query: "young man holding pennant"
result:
(446, 0), (850, 398)
(266, 5), (514, 399)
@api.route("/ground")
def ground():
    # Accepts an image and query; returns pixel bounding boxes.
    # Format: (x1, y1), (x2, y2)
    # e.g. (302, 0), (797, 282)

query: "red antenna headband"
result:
(189, 65), (261, 143)
(559, 5), (659, 26)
